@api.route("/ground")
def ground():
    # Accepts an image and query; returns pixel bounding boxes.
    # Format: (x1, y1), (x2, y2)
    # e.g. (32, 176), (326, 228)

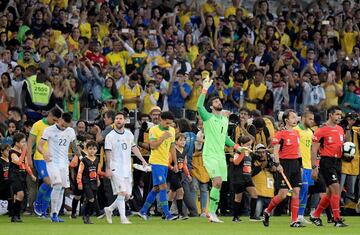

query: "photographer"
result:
(340, 112), (360, 205)
(251, 144), (276, 218)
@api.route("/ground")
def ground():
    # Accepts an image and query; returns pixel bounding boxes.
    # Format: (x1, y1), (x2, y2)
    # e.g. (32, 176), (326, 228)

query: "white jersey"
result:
(104, 128), (135, 178)
(42, 124), (76, 166)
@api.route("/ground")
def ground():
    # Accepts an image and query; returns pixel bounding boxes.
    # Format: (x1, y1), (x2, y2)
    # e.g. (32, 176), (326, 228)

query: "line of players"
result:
(0, 105), (350, 227)
(0, 108), (185, 224)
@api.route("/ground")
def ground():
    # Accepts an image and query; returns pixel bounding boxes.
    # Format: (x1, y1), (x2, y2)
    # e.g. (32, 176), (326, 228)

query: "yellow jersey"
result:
(106, 51), (130, 75)
(322, 82), (342, 109)
(79, 22), (91, 39)
(185, 81), (202, 112)
(243, 80), (267, 111)
(30, 118), (49, 160)
(142, 91), (159, 115)
(252, 169), (274, 198)
(224, 6), (249, 18)
(341, 31), (359, 56)
(294, 123), (313, 169)
(202, 2), (221, 27)
(119, 84), (141, 111)
(148, 125), (175, 166)
(98, 22), (110, 40)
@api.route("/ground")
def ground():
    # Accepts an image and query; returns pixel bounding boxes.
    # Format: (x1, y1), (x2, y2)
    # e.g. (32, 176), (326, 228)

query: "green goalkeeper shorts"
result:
(203, 156), (227, 181)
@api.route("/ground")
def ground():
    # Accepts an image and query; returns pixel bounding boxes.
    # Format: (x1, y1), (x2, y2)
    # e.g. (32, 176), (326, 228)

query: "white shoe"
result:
(356, 199), (360, 213)
(298, 216), (311, 225)
(200, 213), (207, 218)
(121, 217), (132, 224)
(104, 207), (112, 224)
(208, 213), (224, 223)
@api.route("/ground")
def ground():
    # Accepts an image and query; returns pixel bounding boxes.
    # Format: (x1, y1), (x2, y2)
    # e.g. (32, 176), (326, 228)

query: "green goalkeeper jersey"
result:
(197, 94), (235, 158)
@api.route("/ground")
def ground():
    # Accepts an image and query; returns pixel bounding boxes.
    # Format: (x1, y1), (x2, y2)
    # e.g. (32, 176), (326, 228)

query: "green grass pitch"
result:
(0, 215), (359, 235)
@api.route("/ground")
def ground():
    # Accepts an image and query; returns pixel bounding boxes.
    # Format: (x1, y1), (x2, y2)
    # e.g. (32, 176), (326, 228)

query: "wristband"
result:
(312, 165), (318, 169)
(274, 162), (280, 167)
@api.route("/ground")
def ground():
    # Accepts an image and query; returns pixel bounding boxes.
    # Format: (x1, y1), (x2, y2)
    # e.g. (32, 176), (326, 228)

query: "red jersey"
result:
(272, 129), (300, 159)
(84, 52), (108, 68)
(312, 124), (344, 158)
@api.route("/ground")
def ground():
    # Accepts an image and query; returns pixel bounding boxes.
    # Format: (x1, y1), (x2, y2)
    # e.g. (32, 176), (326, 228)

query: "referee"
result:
(310, 106), (347, 227)
(263, 109), (302, 228)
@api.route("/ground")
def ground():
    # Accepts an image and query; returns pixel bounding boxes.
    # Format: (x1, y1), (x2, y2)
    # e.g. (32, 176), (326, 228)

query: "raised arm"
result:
(196, 77), (213, 121)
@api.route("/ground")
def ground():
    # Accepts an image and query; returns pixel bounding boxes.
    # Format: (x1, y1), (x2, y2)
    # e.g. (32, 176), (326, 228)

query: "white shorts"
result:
(110, 173), (132, 195)
(46, 162), (70, 188)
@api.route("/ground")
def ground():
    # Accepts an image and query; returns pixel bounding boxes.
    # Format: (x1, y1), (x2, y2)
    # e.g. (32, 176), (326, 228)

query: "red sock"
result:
(313, 195), (330, 218)
(291, 197), (300, 222)
(330, 195), (340, 220)
(266, 195), (283, 213)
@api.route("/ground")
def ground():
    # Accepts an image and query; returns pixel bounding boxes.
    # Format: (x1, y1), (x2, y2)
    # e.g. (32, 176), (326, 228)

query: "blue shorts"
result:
(151, 164), (168, 186)
(34, 160), (49, 179)
(302, 168), (314, 186)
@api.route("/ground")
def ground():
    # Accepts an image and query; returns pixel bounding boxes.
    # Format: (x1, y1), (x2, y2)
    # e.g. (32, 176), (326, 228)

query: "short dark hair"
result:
(76, 120), (87, 127)
(8, 106), (22, 117)
(104, 110), (116, 122)
(282, 109), (296, 123)
(239, 135), (252, 145)
(327, 106), (342, 118)
(177, 118), (192, 132)
(138, 113), (150, 121)
(160, 111), (175, 120)
(207, 96), (220, 108)
(253, 118), (265, 129)
(13, 132), (26, 144)
(86, 140), (98, 149)
(115, 111), (128, 119)
(301, 110), (314, 118)
(347, 80), (356, 87)
(49, 107), (62, 118)
(239, 107), (250, 115)
(61, 112), (72, 123)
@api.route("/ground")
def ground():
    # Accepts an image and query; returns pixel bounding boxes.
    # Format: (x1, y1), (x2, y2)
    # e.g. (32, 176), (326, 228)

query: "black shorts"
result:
(83, 183), (98, 200)
(232, 175), (254, 194)
(276, 159), (302, 189)
(72, 184), (83, 196)
(168, 172), (182, 191)
(10, 177), (26, 194)
(319, 157), (341, 187)
(309, 173), (326, 194)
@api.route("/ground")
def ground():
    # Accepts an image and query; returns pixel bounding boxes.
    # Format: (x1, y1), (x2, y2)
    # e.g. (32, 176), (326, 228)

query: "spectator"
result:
(167, 69), (191, 118)
(243, 69), (267, 111)
(341, 80), (360, 113)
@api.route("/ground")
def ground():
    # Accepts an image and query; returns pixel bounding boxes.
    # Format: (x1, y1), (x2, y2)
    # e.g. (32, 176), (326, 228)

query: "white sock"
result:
(56, 188), (65, 214)
(108, 200), (117, 211)
(298, 215), (304, 219)
(115, 195), (126, 219)
(51, 185), (62, 215)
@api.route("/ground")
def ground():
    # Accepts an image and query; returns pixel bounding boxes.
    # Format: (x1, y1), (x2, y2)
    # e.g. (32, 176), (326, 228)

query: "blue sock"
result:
(35, 183), (48, 205)
(140, 189), (158, 214)
(159, 189), (171, 217)
(41, 185), (52, 214)
(298, 183), (309, 216)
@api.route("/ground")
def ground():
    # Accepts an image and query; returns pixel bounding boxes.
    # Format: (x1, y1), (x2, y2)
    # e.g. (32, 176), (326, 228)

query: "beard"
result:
(115, 123), (125, 130)
(213, 106), (223, 112)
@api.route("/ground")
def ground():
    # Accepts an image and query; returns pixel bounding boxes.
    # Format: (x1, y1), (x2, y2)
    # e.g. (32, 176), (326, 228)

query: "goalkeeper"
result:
(196, 73), (248, 223)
